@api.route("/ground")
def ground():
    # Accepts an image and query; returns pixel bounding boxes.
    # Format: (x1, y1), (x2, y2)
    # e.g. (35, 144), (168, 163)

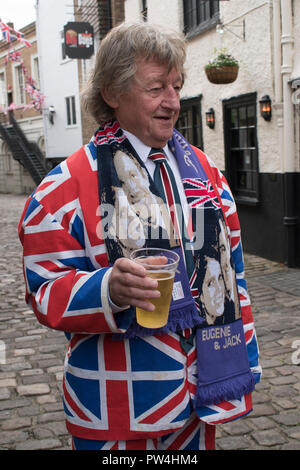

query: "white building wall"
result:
(187, 0), (279, 173)
(36, 0), (83, 161)
(124, 0), (142, 20)
(147, 0), (183, 30)
(124, 0), (282, 174)
(290, 0), (300, 173)
(125, 0), (183, 31)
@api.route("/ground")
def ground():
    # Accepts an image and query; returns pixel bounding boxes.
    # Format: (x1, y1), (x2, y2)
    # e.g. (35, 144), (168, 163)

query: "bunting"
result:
(0, 18), (45, 113)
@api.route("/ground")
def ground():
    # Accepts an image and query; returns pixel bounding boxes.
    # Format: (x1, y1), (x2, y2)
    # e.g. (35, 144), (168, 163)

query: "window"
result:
(0, 71), (7, 109)
(3, 144), (12, 173)
(183, 0), (219, 37)
(176, 96), (203, 149)
(5, 154), (12, 173)
(223, 93), (259, 203)
(14, 65), (25, 104)
(66, 96), (77, 126)
(31, 56), (40, 90)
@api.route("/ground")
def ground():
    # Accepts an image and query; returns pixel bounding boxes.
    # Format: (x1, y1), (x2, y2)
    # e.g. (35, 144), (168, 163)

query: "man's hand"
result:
(109, 257), (163, 312)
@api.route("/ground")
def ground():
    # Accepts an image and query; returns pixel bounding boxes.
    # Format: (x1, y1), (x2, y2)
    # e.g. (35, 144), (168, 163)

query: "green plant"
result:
(205, 48), (238, 70)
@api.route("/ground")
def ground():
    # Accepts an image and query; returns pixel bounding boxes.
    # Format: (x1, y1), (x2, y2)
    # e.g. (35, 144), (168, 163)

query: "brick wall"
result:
(0, 22), (44, 194)
(0, 23), (42, 122)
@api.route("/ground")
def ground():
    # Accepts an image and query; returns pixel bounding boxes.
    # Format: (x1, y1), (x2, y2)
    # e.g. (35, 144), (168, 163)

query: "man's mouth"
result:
(155, 116), (172, 121)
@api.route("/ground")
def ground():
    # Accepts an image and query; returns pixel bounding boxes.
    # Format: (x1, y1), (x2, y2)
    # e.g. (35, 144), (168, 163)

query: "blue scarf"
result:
(95, 120), (255, 408)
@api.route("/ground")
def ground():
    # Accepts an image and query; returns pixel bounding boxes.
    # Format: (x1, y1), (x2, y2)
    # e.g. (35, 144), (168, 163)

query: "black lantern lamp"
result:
(259, 95), (272, 121)
(206, 108), (215, 129)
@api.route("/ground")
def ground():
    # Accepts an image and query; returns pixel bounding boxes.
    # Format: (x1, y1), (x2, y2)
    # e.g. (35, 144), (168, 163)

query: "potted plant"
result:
(204, 48), (239, 84)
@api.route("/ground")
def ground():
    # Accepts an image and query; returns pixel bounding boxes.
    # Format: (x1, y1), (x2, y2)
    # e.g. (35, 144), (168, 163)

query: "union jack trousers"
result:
(18, 134), (261, 444)
(72, 411), (216, 450)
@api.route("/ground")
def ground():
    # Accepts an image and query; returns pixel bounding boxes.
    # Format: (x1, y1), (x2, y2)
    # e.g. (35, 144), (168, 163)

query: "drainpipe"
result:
(273, 0), (282, 101)
(272, 0), (284, 167)
(280, 0), (298, 267)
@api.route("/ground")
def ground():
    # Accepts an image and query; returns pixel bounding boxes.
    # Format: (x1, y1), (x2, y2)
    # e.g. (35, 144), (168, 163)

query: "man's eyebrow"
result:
(134, 76), (163, 89)
(135, 73), (182, 89)
(144, 75), (164, 84)
(147, 76), (183, 86)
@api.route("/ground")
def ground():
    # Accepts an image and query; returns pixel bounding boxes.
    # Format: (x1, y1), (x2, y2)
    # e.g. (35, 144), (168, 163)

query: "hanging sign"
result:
(64, 22), (94, 59)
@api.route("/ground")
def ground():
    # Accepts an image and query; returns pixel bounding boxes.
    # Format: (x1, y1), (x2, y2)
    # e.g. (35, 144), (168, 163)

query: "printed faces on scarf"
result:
(200, 257), (225, 325)
(103, 59), (182, 148)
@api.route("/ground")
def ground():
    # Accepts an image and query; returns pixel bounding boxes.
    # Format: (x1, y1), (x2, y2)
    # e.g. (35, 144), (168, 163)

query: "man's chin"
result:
(152, 132), (174, 148)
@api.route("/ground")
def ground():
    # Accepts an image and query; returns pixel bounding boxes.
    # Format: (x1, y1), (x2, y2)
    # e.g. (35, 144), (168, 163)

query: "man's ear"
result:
(101, 87), (119, 109)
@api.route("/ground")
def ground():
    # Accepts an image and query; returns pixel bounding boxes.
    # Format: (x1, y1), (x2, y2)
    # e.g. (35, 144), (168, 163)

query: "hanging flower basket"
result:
(205, 48), (239, 85)
(205, 65), (239, 84)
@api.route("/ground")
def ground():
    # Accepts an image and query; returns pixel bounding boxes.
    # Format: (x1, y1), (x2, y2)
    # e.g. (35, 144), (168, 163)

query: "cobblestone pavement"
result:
(0, 193), (300, 451)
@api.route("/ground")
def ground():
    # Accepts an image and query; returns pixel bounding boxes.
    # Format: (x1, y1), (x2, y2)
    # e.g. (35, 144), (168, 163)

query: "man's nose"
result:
(161, 86), (180, 110)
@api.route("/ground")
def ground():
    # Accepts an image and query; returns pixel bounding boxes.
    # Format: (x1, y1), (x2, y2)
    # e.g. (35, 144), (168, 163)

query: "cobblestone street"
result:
(0, 193), (300, 451)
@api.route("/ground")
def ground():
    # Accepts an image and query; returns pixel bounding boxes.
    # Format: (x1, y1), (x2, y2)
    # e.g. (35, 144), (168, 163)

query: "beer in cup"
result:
(130, 248), (179, 328)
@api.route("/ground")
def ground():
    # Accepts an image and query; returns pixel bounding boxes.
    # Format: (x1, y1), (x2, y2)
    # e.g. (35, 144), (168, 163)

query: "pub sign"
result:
(64, 22), (94, 59)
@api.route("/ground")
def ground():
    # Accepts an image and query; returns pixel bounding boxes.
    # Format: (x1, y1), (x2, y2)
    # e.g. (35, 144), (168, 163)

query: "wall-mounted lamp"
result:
(49, 105), (56, 125)
(205, 108), (215, 129)
(259, 95), (272, 121)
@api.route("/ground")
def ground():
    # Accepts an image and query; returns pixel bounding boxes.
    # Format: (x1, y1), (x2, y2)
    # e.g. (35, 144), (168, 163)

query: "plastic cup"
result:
(130, 247), (179, 328)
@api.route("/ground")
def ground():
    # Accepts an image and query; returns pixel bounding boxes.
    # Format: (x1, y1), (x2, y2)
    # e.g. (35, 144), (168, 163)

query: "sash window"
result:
(223, 93), (259, 204)
(183, 0), (219, 37)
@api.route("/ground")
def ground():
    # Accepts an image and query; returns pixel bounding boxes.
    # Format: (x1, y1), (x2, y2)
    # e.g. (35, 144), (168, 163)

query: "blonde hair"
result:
(80, 22), (186, 125)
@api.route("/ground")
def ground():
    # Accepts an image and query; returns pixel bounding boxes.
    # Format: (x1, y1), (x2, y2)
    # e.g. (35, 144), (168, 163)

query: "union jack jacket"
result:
(18, 137), (261, 442)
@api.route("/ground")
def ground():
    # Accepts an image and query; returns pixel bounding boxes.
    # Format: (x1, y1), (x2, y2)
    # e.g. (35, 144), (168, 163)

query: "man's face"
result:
(114, 151), (150, 204)
(111, 59), (182, 148)
(200, 258), (225, 319)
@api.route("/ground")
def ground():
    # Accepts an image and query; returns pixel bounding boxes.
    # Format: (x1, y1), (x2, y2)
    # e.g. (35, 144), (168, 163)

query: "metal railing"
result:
(0, 113), (47, 185)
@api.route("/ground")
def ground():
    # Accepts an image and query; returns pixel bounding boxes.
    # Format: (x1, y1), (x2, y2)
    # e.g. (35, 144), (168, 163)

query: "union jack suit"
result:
(18, 136), (261, 447)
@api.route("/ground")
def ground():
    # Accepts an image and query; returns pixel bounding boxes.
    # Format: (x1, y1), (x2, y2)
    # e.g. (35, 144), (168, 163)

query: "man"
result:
(19, 23), (261, 451)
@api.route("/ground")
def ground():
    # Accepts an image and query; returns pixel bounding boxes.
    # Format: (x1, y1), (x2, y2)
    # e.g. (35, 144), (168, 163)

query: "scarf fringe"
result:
(116, 303), (202, 339)
(195, 370), (255, 408)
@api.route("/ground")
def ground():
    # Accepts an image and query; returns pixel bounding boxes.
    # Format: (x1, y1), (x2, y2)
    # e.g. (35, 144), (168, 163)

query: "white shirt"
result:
(123, 129), (190, 223)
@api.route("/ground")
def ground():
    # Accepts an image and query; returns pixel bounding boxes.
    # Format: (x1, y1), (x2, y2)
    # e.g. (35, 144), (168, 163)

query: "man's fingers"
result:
(119, 285), (161, 300)
(111, 285), (159, 312)
(119, 271), (158, 290)
(136, 255), (168, 267)
(114, 257), (146, 276)
(109, 257), (161, 308)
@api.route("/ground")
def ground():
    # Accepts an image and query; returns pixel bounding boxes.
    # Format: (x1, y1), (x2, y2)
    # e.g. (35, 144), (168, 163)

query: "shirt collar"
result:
(122, 129), (171, 163)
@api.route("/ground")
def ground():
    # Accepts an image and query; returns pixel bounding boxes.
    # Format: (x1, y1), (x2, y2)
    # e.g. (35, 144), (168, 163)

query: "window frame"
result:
(31, 54), (40, 90)
(2, 143), (13, 174)
(176, 95), (203, 150)
(183, 0), (220, 38)
(0, 69), (8, 110)
(13, 63), (26, 105)
(223, 92), (260, 205)
(65, 95), (77, 127)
